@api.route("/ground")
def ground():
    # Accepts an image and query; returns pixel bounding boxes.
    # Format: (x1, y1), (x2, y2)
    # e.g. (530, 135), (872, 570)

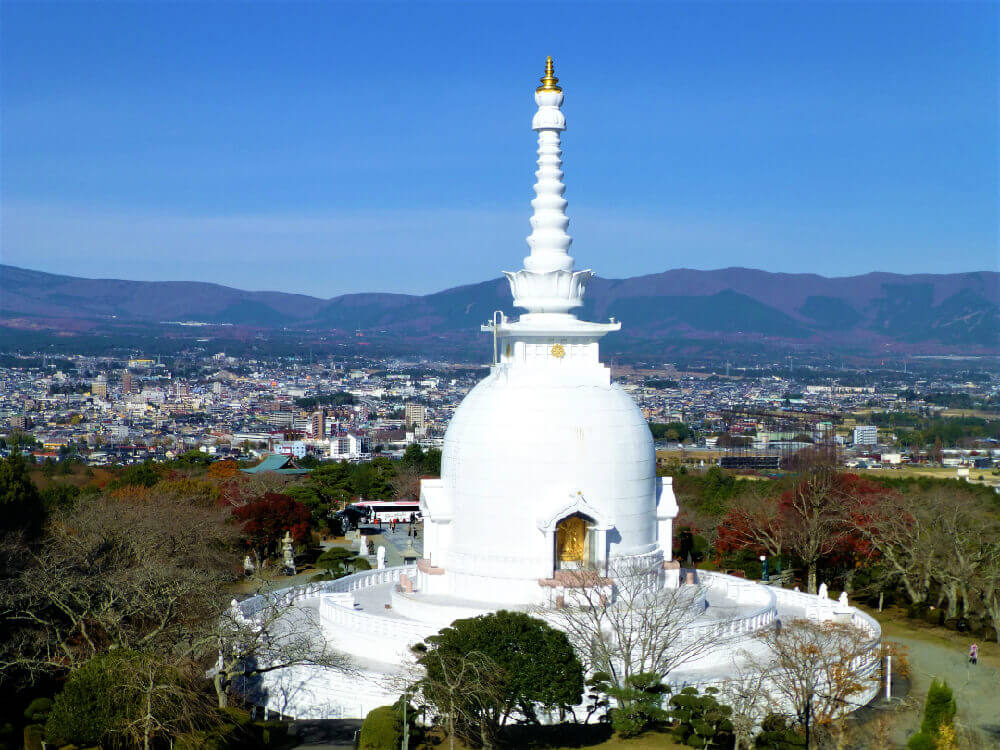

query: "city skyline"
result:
(2, 2), (997, 297)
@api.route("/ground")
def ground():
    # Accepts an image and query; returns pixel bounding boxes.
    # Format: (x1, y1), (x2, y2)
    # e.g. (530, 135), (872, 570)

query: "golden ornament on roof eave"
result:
(537, 55), (562, 92)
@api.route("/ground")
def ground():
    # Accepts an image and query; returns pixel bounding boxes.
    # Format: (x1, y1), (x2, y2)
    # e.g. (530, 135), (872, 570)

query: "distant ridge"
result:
(1, 264), (997, 355)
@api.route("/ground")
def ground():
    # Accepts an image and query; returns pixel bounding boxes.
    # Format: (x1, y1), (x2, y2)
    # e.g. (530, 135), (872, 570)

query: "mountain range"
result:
(1, 264), (997, 358)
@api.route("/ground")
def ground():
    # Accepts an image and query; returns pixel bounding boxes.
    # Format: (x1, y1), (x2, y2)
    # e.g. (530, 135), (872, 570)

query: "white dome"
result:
(417, 366), (667, 604)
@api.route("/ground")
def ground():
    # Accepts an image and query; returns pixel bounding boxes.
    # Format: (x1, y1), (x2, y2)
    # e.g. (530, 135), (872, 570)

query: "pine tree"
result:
(906, 680), (956, 750)
(920, 680), (956, 736)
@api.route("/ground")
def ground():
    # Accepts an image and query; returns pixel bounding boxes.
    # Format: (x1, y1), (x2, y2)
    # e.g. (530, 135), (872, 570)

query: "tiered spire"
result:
(505, 57), (591, 314)
(525, 56), (572, 275)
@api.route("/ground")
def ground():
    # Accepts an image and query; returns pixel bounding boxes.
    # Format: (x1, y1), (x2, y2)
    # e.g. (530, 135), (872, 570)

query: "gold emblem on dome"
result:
(550, 343), (565, 358)
(537, 56), (562, 93)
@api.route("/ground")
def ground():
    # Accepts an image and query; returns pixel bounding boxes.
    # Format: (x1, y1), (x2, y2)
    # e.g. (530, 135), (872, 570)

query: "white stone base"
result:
(232, 567), (882, 721)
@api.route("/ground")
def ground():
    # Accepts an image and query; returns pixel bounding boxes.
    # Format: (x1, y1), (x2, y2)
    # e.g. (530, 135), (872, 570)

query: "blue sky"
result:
(1, 1), (996, 297)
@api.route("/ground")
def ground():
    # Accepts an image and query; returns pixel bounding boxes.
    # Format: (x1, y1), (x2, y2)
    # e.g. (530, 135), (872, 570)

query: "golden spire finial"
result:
(537, 55), (562, 93)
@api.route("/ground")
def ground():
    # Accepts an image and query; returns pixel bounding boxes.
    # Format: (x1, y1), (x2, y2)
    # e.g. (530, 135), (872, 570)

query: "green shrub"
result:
(23, 724), (44, 750)
(203, 722), (240, 750)
(587, 672), (667, 738)
(255, 720), (288, 746)
(316, 547), (358, 575)
(359, 705), (403, 750)
(609, 708), (647, 739)
(905, 732), (935, 750)
(218, 706), (253, 730)
(44, 654), (133, 747)
(175, 730), (211, 749)
(668, 686), (733, 748)
(755, 714), (805, 749)
(24, 698), (53, 723)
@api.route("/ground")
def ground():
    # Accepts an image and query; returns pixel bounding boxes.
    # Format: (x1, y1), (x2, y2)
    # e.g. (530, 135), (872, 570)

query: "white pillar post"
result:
(885, 654), (892, 700)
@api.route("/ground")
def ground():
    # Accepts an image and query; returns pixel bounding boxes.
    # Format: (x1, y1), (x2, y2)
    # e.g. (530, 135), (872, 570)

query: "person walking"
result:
(969, 643), (978, 666)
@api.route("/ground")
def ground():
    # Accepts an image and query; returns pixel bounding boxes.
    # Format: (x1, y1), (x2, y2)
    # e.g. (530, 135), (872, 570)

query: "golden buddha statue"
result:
(556, 516), (587, 564)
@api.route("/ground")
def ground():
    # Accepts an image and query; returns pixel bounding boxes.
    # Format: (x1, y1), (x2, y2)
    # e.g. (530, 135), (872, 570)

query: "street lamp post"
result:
(759, 554), (768, 583)
(401, 687), (409, 750)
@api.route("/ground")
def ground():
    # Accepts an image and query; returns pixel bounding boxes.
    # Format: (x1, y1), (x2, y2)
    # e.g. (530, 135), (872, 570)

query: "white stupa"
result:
(230, 60), (881, 721)
(418, 57), (678, 606)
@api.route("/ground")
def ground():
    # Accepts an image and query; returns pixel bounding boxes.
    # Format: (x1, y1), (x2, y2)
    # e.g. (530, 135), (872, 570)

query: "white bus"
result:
(350, 500), (421, 523)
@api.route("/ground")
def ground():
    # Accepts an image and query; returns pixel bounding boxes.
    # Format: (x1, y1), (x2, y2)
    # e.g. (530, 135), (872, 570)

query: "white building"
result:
(274, 440), (307, 460)
(417, 61), (675, 605)
(853, 425), (878, 445)
(230, 59), (881, 722)
(329, 433), (371, 461)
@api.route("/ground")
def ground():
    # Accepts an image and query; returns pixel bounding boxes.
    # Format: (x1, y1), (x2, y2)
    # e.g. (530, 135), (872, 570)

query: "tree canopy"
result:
(401, 443), (442, 476)
(294, 391), (356, 409)
(231, 492), (312, 561)
(0, 453), (44, 537)
(416, 611), (583, 747)
(649, 422), (692, 442)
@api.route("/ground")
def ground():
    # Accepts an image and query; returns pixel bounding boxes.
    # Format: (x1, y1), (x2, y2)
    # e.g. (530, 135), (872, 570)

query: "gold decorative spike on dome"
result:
(537, 56), (562, 92)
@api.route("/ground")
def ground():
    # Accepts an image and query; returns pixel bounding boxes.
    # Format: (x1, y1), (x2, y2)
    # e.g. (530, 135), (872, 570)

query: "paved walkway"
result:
(363, 522), (423, 567)
(289, 718), (361, 748)
(885, 632), (1000, 746)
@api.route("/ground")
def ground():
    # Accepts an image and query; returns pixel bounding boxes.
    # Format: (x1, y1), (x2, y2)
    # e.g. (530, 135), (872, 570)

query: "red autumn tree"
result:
(207, 460), (239, 480)
(715, 491), (784, 559)
(716, 470), (891, 593)
(231, 492), (312, 563)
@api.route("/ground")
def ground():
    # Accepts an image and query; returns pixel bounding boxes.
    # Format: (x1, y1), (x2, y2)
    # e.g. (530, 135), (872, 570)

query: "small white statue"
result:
(377, 545), (386, 570)
(818, 582), (829, 599)
(243, 555), (255, 575)
(839, 591), (849, 608)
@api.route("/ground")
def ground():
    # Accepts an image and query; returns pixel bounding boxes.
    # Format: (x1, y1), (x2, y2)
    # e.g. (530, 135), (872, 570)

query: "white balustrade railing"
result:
(235, 565), (417, 619)
(320, 596), (433, 643)
(768, 585), (882, 641)
(682, 569), (778, 639)
(236, 565), (880, 649)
